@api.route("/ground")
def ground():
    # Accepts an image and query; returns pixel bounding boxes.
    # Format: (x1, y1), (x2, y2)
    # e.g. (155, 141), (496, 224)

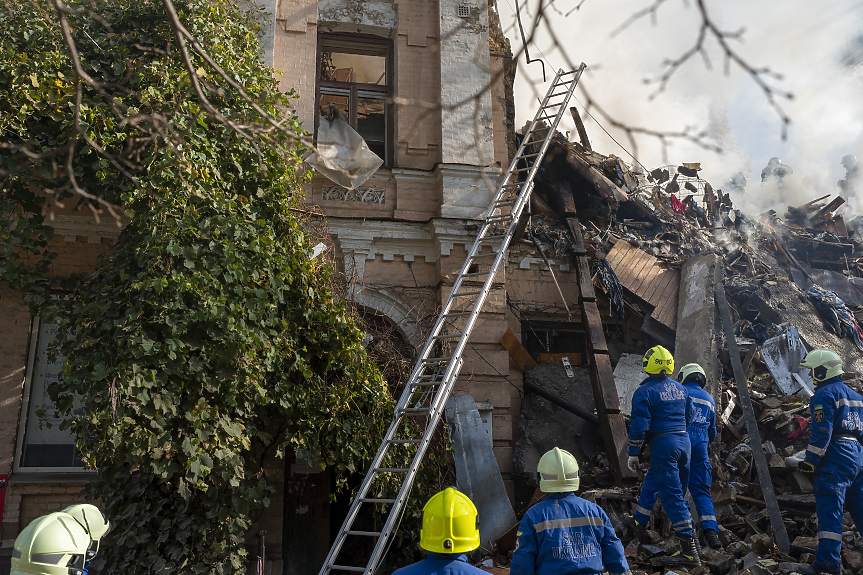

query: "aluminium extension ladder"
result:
(320, 65), (586, 575)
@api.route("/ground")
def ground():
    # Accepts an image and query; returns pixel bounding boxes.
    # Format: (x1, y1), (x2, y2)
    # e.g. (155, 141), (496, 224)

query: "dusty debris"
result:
(481, 129), (863, 574)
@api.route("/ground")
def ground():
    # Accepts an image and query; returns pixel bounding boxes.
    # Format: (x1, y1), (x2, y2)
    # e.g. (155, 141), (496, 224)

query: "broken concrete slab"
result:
(445, 394), (517, 553)
(613, 353), (644, 416)
(675, 253), (721, 398)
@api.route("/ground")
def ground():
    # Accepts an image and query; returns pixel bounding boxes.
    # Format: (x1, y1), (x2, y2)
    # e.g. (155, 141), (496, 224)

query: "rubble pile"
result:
(487, 133), (863, 575)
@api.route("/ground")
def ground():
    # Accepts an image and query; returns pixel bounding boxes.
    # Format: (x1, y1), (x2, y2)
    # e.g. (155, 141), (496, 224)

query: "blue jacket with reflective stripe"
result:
(805, 376), (863, 466)
(511, 493), (630, 575)
(628, 376), (694, 456)
(684, 382), (716, 443)
(392, 553), (490, 575)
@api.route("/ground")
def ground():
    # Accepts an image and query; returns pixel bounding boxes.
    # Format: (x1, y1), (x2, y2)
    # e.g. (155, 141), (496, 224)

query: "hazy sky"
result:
(495, 0), (863, 212)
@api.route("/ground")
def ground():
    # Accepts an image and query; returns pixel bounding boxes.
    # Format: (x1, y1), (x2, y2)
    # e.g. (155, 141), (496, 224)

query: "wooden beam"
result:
(716, 279), (791, 553)
(564, 149), (629, 206)
(500, 329), (538, 372)
(569, 107), (592, 151)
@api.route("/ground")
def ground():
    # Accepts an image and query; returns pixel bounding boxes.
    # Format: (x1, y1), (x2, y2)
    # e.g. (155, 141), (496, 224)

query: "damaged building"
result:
(2, 0), (863, 574)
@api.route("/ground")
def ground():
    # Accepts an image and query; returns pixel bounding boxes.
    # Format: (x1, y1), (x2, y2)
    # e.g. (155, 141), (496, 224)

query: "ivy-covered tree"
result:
(1, 1), (447, 573)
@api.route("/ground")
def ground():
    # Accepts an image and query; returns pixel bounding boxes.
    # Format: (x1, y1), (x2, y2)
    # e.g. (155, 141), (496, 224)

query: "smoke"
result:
(496, 0), (863, 215)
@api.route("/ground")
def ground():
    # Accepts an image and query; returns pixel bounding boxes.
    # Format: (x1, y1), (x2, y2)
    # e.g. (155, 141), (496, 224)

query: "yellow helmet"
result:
(537, 447), (580, 493)
(800, 348), (844, 383)
(63, 504), (110, 562)
(11, 512), (90, 575)
(643, 345), (674, 376)
(419, 488), (480, 554)
(677, 363), (706, 387)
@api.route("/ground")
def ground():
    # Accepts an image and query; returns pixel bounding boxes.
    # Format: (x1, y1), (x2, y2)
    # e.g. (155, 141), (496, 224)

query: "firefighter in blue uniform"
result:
(628, 346), (700, 566)
(631, 363), (722, 550)
(511, 447), (631, 575)
(393, 488), (488, 575)
(797, 349), (863, 575)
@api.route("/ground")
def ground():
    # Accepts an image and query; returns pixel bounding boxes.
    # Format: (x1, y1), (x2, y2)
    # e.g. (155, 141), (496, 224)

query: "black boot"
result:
(633, 521), (647, 544)
(661, 533), (701, 568)
(703, 528), (722, 550)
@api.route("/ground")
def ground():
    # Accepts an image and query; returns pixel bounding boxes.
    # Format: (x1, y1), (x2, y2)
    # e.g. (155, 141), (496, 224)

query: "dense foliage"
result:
(1, 1), (447, 572)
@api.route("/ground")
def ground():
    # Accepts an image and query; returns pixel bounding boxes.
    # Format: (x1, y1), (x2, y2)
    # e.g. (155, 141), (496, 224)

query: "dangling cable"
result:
(514, 0), (546, 82)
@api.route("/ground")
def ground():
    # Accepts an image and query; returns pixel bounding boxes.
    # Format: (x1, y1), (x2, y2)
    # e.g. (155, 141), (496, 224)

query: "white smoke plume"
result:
(496, 0), (863, 215)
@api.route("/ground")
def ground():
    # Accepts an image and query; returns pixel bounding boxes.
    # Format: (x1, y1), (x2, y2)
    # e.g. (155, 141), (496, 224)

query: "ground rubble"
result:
(478, 133), (863, 574)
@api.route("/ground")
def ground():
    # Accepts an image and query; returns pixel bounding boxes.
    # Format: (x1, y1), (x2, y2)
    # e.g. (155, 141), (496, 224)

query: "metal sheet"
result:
(445, 395), (517, 553)
(761, 326), (815, 397)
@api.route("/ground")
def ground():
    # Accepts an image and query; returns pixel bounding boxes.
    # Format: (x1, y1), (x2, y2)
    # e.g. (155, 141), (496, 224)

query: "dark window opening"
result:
(521, 321), (587, 361)
(316, 34), (394, 167)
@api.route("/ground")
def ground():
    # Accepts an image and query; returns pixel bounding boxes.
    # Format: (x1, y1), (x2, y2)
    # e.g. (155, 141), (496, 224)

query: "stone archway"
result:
(348, 286), (423, 351)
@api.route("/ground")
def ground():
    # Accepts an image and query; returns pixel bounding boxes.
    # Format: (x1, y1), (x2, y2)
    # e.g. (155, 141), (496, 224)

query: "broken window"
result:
(521, 321), (587, 361)
(317, 35), (393, 166)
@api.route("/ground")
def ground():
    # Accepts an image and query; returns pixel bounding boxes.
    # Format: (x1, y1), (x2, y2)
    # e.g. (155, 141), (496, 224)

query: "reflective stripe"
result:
(31, 553), (65, 565)
(634, 505), (653, 516)
(836, 398), (863, 409)
(818, 531), (843, 541)
(616, 572), (632, 575)
(672, 519), (693, 527)
(564, 471), (579, 479)
(807, 444), (827, 456)
(11, 549), (21, 560)
(533, 516), (604, 533)
(691, 397), (715, 411)
(700, 515), (717, 522)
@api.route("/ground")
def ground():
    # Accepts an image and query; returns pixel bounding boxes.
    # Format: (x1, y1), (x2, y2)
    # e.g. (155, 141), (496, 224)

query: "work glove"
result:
(798, 460), (816, 474)
(627, 456), (640, 473)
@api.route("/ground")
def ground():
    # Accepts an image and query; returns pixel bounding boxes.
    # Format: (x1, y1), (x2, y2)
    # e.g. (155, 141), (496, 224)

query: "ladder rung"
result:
(359, 498), (396, 504)
(470, 251), (499, 258)
(443, 311), (471, 317)
(549, 91), (570, 98)
(481, 234), (507, 241)
(463, 271), (488, 277)
(412, 381), (440, 387)
(387, 438), (422, 444)
(373, 468), (410, 472)
(331, 566), (367, 572)
(346, 531), (382, 537)
(486, 215), (512, 223)
(423, 356), (452, 364)
(535, 115), (556, 122)
(432, 333), (461, 339)
(400, 408), (431, 415)
(493, 199), (516, 207)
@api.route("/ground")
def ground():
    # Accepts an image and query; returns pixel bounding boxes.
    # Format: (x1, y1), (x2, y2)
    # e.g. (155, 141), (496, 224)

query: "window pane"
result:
(357, 96), (386, 143)
(20, 318), (83, 468)
(319, 90), (350, 118)
(320, 51), (387, 85)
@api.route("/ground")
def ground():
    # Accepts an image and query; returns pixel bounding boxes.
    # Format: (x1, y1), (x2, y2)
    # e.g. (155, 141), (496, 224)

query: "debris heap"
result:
(485, 132), (863, 575)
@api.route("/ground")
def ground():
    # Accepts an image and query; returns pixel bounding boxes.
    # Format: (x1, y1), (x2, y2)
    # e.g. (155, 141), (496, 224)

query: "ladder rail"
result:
(320, 64), (585, 575)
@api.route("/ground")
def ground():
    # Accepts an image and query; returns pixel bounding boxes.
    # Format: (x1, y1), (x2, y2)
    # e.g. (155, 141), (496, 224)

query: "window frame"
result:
(14, 304), (90, 474)
(315, 33), (395, 168)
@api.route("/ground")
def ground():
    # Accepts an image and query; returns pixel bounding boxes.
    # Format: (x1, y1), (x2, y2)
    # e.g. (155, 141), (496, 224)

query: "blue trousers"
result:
(632, 432), (694, 537)
(813, 439), (863, 574)
(633, 435), (717, 533)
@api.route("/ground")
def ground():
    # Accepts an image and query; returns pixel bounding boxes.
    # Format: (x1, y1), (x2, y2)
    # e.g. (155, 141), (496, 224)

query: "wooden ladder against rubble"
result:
(319, 66), (586, 575)
(560, 192), (638, 485)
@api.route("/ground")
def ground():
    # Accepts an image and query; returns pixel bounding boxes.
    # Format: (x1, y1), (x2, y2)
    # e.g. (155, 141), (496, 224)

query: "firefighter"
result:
(11, 512), (90, 575)
(392, 488), (487, 575)
(631, 364), (722, 550)
(511, 447), (631, 575)
(63, 504), (110, 574)
(797, 348), (863, 575)
(628, 346), (700, 567)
